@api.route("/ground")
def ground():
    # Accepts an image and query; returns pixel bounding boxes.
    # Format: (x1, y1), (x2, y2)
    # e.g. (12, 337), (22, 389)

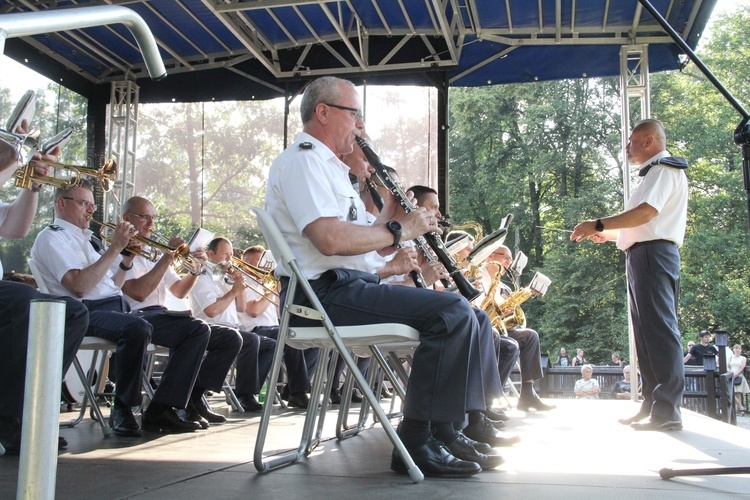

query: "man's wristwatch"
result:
(595, 219), (604, 232)
(385, 220), (402, 247)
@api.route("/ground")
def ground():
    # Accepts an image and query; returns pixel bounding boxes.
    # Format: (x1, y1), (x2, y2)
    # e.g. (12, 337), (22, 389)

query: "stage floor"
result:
(2, 397), (750, 499)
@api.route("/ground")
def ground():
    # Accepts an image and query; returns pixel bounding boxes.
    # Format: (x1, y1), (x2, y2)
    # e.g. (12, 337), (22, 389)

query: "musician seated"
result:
(484, 245), (555, 412)
(0, 117), (88, 455)
(119, 196), (243, 427)
(237, 245), (316, 409)
(267, 76), (516, 477)
(188, 237), (276, 412)
(343, 147), (515, 446)
(31, 180), (208, 436)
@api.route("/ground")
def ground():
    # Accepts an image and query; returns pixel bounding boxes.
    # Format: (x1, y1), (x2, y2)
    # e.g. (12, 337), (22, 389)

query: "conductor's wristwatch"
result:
(385, 220), (402, 247)
(595, 219), (605, 232)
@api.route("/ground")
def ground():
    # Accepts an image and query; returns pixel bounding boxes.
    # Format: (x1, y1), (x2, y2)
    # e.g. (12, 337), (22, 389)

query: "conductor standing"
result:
(571, 119), (687, 432)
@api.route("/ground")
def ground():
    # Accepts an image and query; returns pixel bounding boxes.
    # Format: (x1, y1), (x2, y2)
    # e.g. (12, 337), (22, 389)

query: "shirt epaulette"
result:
(48, 224), (62, 231)
(638, 156), (688, 177)
(299, 142), (314, 150)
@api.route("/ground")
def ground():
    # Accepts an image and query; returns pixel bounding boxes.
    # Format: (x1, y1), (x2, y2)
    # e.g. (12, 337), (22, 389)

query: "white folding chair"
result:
(251, 207), (424, 483)
(28, 258), (113, 437)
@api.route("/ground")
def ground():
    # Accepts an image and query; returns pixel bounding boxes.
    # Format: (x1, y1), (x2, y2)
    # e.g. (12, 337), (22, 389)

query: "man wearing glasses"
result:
(119, 196), (243, 425)
(31, 181), (209, 436)
(266, 76), (505, 478)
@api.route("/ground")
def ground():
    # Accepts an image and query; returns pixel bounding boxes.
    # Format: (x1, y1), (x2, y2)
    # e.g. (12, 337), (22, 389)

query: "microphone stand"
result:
(638, 0), (750, 480)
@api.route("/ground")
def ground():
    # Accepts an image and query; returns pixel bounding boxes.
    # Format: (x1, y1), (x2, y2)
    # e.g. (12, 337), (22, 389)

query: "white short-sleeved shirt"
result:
(0, 200), (10, 276)
(238, 280), (278, 331)
(31, 217), (122, 300)
(189, 265), (242, 329)
(617, 151), (688, 251)
(265, 132), (384, 280)
(122, 254), (181, 310)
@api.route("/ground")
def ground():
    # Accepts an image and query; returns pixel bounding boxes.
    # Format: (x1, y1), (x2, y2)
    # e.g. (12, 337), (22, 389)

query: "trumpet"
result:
(88, 217), (203, 275)
(14, 158), (118, 192)
(211, 257), (279, 302)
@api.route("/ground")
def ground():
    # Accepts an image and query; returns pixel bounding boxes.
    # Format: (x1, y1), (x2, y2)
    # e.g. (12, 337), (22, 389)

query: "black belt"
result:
(626, 239), (676, 252)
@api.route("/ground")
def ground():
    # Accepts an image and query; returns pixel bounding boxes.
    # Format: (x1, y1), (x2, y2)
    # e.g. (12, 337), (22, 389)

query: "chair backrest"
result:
(251, 206), (297, 269)
(28, 258), (50, 293)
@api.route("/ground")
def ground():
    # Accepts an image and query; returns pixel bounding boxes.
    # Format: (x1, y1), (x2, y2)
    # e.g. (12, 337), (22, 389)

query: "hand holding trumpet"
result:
(109, 221), (138, 253)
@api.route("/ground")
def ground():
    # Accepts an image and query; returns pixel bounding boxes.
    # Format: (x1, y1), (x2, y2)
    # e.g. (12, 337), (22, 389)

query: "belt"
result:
(626, 239), (676, 252)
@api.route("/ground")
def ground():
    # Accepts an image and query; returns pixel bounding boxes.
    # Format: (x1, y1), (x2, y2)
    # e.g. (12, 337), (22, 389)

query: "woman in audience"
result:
(574, 364), (600, 400)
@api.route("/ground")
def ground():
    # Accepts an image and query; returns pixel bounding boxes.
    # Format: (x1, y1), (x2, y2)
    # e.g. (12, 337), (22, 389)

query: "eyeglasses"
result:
(62, 196), (95, 211)
(324, 102), (364, 121)
(127, 212), (157, 223)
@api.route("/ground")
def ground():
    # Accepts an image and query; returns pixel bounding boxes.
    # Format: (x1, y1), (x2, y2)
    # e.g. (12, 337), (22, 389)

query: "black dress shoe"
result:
(618, 412), (650, 425)
(463, 414), (521, 447)
(381, 386), (393, 399)
(329, 388), (342, 405)
(287, 392), (309, 409)
(631, 419), (683, 432)
(280, 384), (291, 401)
(237, 394), (264, 412)
(179, 408), (209, 429)
(58, 436), (68, 449)
(351, 388), (363, 403)
(517, 396), (556, 412)
(485, 416), (505, 430)
(483, 407), (510, 422)
(456, 431), (493, 454)
(446, 432), (504, 471)
(191, 399), (227, 423)
(391, 437), (482, 478)
(142, 407), (201, 433)
(109, 403), (142, 437)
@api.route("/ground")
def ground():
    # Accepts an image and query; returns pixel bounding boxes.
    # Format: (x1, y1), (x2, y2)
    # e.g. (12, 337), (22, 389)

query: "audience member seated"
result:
(612, 365), (640, 400)
(189, 237), (276, 412)
(684, 330), (718, 366)
(31, 180), (208, 435)
(238, 245), (316, 409)
(554, 347), (571, 367)
(574, 364), (600, 399)
(572, 348), (588, 367)
(119, 196), (242, 428)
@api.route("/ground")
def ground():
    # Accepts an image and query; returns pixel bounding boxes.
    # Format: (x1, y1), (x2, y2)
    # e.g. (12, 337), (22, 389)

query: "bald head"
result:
(627, 119), (667, 165)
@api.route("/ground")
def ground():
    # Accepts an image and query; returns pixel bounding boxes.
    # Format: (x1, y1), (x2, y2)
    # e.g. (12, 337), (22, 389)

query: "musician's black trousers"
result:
(0, 281), (88, 419)
(286, 269), (502, 423)
(85, 298), (209, 409)
(234, 329), (275, 396)
(507, 327), (544, 381)
(627, 241), (684, 422)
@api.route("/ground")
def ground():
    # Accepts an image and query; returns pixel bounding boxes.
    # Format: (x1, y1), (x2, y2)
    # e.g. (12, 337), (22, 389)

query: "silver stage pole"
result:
(17, 299), (66, 500)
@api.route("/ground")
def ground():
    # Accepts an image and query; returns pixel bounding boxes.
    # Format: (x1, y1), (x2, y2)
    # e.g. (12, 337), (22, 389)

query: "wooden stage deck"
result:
(2, 398), (750, 499)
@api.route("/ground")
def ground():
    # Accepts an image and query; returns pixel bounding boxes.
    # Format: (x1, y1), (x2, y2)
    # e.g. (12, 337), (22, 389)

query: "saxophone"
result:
(481, 266), (550, 335)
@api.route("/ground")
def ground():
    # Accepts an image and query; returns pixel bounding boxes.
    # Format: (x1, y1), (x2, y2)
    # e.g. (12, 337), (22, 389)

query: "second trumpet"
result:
(211, 257), (279, 302)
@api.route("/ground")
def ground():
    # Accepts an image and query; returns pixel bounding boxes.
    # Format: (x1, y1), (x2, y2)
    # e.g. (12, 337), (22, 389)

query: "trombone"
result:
(211, 256), (279, 303)
(14, 158), (118, 192)
(88, 217), (203, 275)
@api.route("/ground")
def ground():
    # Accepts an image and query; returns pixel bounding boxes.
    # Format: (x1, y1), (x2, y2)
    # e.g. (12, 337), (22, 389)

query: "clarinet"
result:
(365, 178), (427, 288)
(356, 136), (481, 301)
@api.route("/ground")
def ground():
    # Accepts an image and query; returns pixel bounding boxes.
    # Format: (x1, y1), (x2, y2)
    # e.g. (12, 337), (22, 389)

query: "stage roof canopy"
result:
(0, 0), (717, 103)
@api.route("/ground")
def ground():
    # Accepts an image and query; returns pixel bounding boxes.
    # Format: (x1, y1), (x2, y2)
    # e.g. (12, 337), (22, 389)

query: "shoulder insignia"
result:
(299, 142), (314, 150)
(48, 224), (62, 231)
